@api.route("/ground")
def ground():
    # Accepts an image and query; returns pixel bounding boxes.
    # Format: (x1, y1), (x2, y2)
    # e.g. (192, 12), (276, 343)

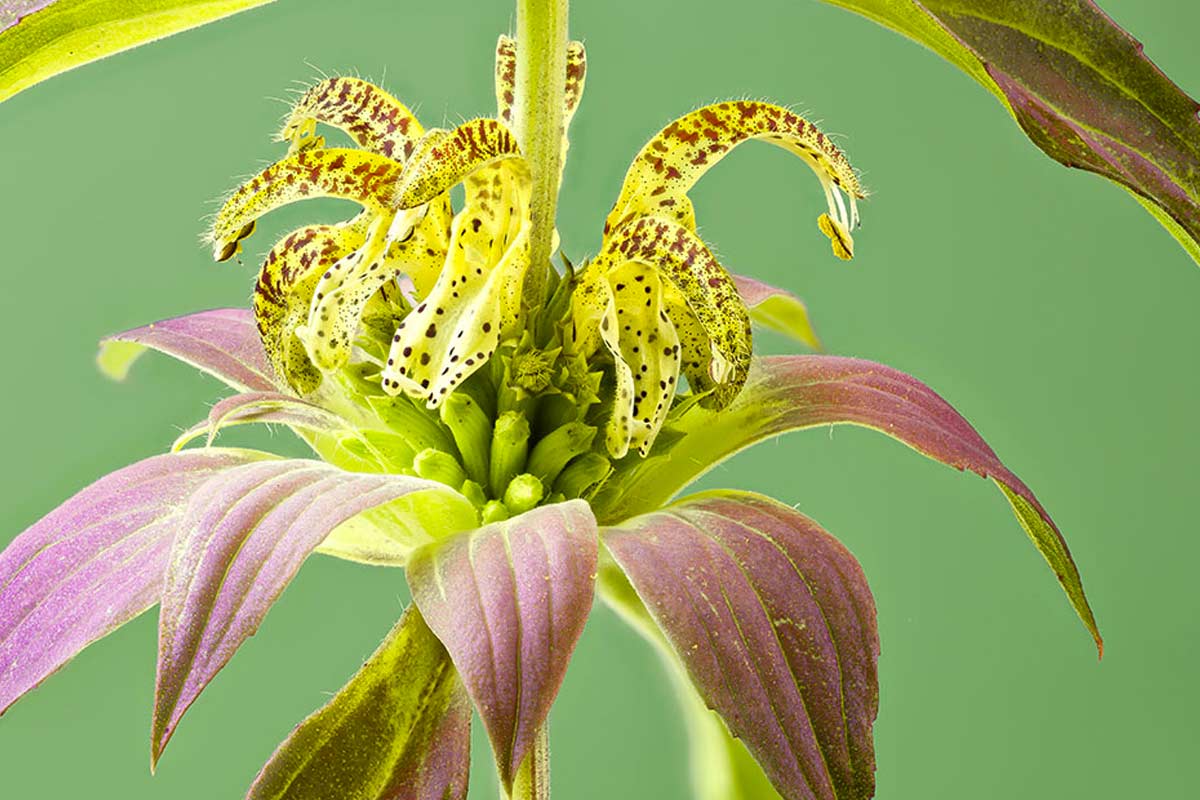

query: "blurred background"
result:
(1, 0), (1197, 797)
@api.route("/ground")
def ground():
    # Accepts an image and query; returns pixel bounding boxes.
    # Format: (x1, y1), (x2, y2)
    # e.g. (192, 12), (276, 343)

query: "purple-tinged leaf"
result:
(823, 0), (1200, 263)
(406, 501), (598, 789)
(247, 604), (471, 800)
(597, 355), (1100, 654)
(734, 273), (822, 350)
(172, 391), (358, 451)
(604, 491), (879, 800)
(0, 447), (270, 715)
(152, 459), (475, 766)
(98, 308), (276, 393)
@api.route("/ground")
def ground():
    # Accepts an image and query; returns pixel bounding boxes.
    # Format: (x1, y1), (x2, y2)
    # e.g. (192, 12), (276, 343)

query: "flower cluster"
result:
(0, 32), (1098, 800)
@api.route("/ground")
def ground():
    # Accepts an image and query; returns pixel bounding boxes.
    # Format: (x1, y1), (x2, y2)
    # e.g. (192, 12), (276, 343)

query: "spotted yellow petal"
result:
(302, 200), (452, 372)
(254, 222), (368, 393)
(382, 159), (532, 406)
(394, 118), (523, 211)
(589, 216), (752, 410)
(603, 101), (863, 259)
(280, 76), (424, 162)
(594, 262), (681, 459)
(211, 148), (404, 262)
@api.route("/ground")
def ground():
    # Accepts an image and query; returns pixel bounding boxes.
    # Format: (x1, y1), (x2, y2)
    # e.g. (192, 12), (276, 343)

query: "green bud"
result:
(413, 448), (467, 489)
(367, 394), (456, 454)
(459, 479), (489, 509)
(526, 422), (597, 485)
(553, 453), (613, 499)
(503, 473), (544, 515)
(490, 411), (531, 497)
(439, 392), (492, 486)
(481, 499), (510, 524)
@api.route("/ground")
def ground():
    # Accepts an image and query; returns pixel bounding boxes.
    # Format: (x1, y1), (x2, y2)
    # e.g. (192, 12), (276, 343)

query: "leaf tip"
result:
(96, 339), (147, 381)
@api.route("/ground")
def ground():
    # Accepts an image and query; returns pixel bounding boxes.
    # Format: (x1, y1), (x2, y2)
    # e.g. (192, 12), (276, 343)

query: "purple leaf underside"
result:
(406, 500), (598, 789)
(99, 308), (276, 392)
(605, 491), (879, 800)
(152, 459), (462, 765)
(597, 355), (1100, 654)
(0, 448), (268, 715)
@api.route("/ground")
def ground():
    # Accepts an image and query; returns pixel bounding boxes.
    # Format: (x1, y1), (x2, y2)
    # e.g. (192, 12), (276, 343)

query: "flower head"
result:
(0, 26), (1098, 800)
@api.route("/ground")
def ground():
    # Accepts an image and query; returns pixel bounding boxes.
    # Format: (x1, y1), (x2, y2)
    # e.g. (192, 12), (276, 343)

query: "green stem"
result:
(509, 725), (551, 800)
(512, 0), (568, 313)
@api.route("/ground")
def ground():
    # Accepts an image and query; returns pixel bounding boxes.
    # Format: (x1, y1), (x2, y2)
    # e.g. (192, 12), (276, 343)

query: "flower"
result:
(0, 31), (1099, 800)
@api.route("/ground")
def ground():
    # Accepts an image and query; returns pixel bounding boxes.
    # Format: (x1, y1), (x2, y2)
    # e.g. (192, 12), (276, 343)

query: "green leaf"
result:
(823, 0), (1200, 264)
(246, 604), (472, 800)
(0, 1), (274, 104)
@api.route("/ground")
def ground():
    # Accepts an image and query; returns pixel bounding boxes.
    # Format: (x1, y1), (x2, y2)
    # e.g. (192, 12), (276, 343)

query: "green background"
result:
(1, 0), (1197, 796)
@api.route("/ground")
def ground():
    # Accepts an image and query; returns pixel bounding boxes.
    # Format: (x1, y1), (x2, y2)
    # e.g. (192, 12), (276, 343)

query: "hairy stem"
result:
(509, 726), (551, 800)
(512, 0), (568, 313)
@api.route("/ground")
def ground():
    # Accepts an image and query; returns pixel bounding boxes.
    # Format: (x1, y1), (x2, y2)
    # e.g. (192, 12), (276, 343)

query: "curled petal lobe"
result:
(211, 148), (404, 262)
(281, 76), (424, 162)
(573, 262), (681, 459)
(253, 222), (368, 392)
(604, 491), (879, 800)
(152, 460), (476, 765)
(302, 200), (451, 374)
(605, 101), (863, 259)
(407, 501), (598, 789)
(98, 308), (276, 392)
(383, 161), (531, 406)
(0, 448), (271, 716)
(596, 355), (1101, 653)
(246, 604), (471, 800)
(598, 216), (753, 409)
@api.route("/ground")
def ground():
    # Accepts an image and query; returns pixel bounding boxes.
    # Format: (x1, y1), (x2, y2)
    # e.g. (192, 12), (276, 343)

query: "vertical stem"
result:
(509, 725), (551, 800)
(512, 0), (568, 313)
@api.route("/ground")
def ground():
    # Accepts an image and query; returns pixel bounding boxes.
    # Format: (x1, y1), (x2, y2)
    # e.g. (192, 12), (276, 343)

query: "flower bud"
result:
(413, 448), (467, 489)
(503, 473), (544, 515)
(552, 453), (612, 500)
(490, 411), (531, 497)
(439, 393), (493, 486)
(526, 422), (597, 485)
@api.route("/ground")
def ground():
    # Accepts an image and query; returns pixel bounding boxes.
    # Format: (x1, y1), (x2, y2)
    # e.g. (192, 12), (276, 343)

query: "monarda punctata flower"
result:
(0, 23), (1099, 800)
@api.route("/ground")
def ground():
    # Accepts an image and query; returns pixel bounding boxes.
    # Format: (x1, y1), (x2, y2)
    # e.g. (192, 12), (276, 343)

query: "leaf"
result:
(98, 308), (276, 392)
(823, 0), (1200, 263)
(0, 0), (274, 104)
(596, 355), (1101, 654)
(171, 390), (361, 451)
(0, 447), (271, 715)
(152, 459), (476, 765)
(246, 604), (471, 800)
(596, 562), (783, 800)
(734, 274), (822, 351)
(406, 500), (598, 790)
(603, 491), (880, 800)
